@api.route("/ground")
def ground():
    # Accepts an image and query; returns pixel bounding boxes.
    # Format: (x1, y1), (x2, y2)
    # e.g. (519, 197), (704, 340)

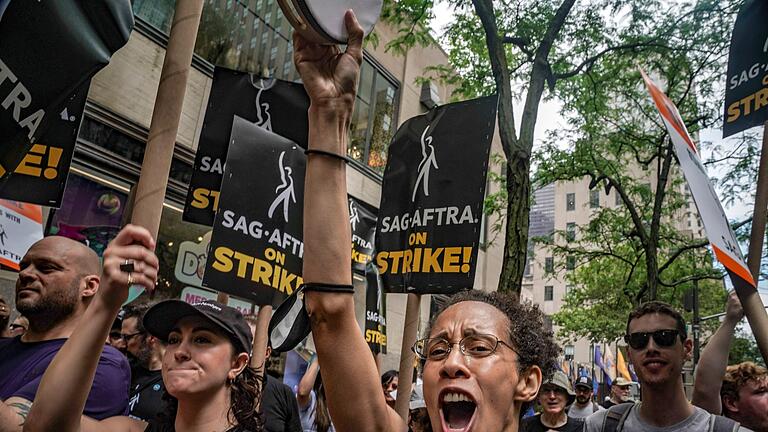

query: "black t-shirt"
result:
(260, 374), (302, 432)
(521, 414), (584, 432)
(129, 366), (167, 422)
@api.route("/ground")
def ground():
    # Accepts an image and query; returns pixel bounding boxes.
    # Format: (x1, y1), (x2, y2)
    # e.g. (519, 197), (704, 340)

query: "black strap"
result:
(302, 282), (355, 293)
(601, 403), (634, 432)
(304, 148), (353, 164)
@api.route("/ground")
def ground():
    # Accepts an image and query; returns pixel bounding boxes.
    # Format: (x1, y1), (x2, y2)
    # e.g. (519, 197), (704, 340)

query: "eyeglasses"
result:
(412, 334), (514, 361)
(120, 332), (144, 342)
(624, 329), (681, 350)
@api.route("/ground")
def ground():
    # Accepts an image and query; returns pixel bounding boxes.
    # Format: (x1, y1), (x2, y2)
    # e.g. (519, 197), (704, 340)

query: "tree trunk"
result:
(498, 156), (532, 294)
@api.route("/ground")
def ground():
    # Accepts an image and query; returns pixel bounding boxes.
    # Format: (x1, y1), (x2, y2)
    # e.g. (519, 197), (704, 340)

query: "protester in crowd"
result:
(23, 225), (263, 431)
(601, 377), (633, 409)
(121, 302), (167, 422)
(7, 316), (28, 338)
(244, 314), (302, 432)
(291, 11), (557, 431)
(720, 362), (768, 432)
(0, 297), (10, 337)
(297, 358), (335, 432)
(521, 370), (583, 432)
(567, 375), (603, 418)
(584, 301), (748, 431)
(107, 313), (127, 354)
(0, 235), (130, 430)
(381, 370), (398, 409)
(693, 291), (744, 414)
(408, 383), (430, 432)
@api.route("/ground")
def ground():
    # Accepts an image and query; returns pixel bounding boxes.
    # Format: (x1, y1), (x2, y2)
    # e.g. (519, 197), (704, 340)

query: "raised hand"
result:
(100, 224), (159, 310)
(724, 290), (745, 323)
(294, 10), (364, 110)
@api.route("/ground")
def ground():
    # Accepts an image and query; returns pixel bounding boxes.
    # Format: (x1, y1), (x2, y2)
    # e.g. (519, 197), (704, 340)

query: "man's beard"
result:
(17, 277), (80, 332)
(134, 342), (154, 369)
(576, 395), (590, 405)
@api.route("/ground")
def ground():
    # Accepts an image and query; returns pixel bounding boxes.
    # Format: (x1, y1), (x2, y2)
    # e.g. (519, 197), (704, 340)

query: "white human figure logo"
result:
(268, 151), (295, 223)
(349, 201), (360, 231)
(412, 124), (438, 201)
(255, 81), (273, 131)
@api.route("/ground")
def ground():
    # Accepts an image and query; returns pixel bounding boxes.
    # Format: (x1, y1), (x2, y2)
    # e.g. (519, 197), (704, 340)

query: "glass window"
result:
(566, 222), (576, 242)
(590, 189), (599, 208)
(544, 257), (554, 273)
(544, 286), (554, 301)
(566, 193), (575, 211)
(132, 0), (175, 33)
(566, 255), (575, 270)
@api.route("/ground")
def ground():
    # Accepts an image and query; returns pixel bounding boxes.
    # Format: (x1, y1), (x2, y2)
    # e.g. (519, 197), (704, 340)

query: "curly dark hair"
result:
(381, 369), (399, 388)
(721, 361), (768, 417)
(426, 290), (560, 378)
(625, 301), (687, 340)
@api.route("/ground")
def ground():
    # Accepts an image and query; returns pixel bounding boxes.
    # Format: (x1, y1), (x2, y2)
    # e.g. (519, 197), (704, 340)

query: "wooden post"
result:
(743, 121), (768, 364)
(130, 0), (204, 238)
(251, 305), (273, 371)
(216, 292), (229, 304)
(395, 293), (420, 421)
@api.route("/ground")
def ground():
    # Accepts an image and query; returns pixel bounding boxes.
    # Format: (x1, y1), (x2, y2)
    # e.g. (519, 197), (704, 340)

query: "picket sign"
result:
(641, 69), (768, 364)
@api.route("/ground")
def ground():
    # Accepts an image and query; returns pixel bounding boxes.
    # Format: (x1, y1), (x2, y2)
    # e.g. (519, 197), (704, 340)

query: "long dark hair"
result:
(156, 364), (264, 430)
(314, 374), (332, 432)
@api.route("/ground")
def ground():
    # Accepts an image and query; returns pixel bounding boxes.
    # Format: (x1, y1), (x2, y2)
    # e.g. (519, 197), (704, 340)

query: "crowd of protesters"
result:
(0, 9), (767, 432)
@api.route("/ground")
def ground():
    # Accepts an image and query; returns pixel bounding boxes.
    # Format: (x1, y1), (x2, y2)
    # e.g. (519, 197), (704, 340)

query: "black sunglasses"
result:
(624, 329), (681, 350)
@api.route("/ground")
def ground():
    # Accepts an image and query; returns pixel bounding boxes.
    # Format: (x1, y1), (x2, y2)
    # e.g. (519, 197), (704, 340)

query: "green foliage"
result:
(729, 332), (766, 367)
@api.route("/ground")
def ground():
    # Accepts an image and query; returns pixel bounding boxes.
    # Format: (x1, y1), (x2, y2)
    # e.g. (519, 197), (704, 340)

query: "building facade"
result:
(0, 0), (506, 375)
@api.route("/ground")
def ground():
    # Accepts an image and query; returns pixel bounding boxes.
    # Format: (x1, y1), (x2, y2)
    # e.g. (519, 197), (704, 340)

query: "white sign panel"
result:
(641, 70), (756, 289)
(0, 200), (43, 270)
(174, 232), (211, 287)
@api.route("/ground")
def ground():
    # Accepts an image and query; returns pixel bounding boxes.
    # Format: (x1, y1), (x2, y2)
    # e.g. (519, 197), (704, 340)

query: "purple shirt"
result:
(0, 336), (130, 419)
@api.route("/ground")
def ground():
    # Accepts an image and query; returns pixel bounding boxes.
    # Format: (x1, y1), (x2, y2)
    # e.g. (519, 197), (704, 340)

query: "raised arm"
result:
(297, 11), (404, 432)
(296, 357), (320, 409)
(692, 291), (744, 414)
(24, 226), (158, 432)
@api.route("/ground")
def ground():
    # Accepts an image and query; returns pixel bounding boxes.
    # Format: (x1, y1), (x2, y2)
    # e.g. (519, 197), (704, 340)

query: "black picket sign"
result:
(0, 79), (88, 207)
(0, 0), (133, 178)
(183, 68), (310, 226)
(364, 261), (387, 354)
(723, 0), (768, 138)
(349, 195), (377, 273)
(375, 95), (498, 294)
(203, 116), (305, 305)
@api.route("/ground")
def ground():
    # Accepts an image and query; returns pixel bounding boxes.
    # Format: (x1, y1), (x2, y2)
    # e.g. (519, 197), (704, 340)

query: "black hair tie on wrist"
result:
(304, 148), (353, 164)
(268, 282), (355, 352)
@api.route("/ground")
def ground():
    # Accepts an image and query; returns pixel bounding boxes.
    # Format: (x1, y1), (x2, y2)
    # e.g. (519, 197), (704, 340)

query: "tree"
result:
(526, 1), (746, 340)
(728, 331), (766, 367)
(381, 0), (739, 295)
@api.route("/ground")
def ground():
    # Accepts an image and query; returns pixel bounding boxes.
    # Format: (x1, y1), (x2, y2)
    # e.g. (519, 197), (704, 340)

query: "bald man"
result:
(0, 236), (130, 431)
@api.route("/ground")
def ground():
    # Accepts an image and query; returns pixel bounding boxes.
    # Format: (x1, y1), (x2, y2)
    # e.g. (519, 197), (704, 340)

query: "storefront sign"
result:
(0, 79), (88, 206)
(174, 232), (212, 287)
(723, 0), (768, 138)
(0, 0), (132, 180)
(0, 200), (43, 270)
(349, 196), (377, 273)
(180, 286), (253, 316)
(364, 261), (387, 354)
(642, 70), (756, 291)
(203, 117), (306, 305)
(375, 95), (498, 294)
(183, 68), (309, 226)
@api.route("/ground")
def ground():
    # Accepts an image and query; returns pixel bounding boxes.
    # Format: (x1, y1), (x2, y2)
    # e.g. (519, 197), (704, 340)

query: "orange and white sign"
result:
(0, 199), (43, 270)
(641, 69), (756, 289)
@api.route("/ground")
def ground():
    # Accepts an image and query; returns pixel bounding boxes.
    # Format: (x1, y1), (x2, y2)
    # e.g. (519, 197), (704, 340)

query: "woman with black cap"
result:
(23, 225), (263, 432)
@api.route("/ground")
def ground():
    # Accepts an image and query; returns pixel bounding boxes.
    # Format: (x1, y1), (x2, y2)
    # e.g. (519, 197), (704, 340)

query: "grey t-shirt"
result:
(568, 401), (604, 419)
(584, 403), (751, 432)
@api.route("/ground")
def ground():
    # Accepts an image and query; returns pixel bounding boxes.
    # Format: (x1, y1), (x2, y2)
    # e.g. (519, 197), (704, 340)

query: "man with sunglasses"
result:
(0, 236), (131, 431)
(121, 302), (167, 422)
(584, 301), (747, 432)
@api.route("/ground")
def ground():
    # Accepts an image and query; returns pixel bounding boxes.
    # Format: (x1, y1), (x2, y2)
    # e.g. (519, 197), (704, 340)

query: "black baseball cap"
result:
(574, 375), (593, 390)
(143, 300), (253, 356)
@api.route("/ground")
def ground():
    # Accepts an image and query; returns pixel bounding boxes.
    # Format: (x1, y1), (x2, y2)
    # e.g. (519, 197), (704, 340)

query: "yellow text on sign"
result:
(0, 145), (64, 179)
(211, 246), (302, 295)
(190, 188), (221, 212)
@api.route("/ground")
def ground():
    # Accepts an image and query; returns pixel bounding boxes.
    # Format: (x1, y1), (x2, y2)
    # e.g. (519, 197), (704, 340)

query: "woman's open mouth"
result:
(440, 391), (477, 432)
